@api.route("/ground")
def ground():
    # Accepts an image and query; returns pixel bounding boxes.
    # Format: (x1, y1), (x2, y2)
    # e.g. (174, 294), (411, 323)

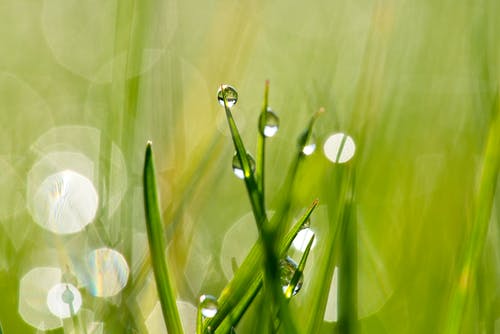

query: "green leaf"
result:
(143, 142), (184, 334)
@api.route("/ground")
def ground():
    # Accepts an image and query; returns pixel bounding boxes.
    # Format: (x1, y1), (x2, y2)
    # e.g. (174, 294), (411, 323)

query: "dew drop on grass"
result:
(199, 294), (218, 318)
(280, 256), (303, 296)
(301, 134), (317, 155)
(232, 152), (256, 179)
(259, 108), (280, 137)
(217, 85), (238, 108)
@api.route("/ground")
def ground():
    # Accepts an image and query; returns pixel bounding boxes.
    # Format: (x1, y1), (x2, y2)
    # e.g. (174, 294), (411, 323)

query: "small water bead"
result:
(280, 256), (303, 297)
(199, 294), (218, 318)
(232, 152), (256, 179)
(217, 85), (238, 108)
(259, 108), (280, 137)
(301, 134), (317, 155)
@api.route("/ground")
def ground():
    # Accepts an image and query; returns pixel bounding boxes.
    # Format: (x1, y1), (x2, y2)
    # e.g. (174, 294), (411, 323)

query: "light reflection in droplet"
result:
(259, 108), (280, 137)
(301, 134), (317, 156)
(217, 85), (238, 108)
(86, 248), (129, 297)
(18, 267), (63, 330)
(280, 256), (303, 297)
(31, 170), (98, 234)
(232, 152), (256, 180)
(199, 294), (218, 318)
(46, 283), (82, 319)
(323, 133), (356, 163)
(292, 228), (317, 252)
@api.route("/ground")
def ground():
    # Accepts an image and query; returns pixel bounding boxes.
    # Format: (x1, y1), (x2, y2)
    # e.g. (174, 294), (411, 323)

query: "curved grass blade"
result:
(206, 200), (319, 332)
(221, 86), (267, 227)
(143, 142), (184, 334)
(305, 166), (354, 334)
(444, 99), (500, 333)
(222, 84), (286, 333)
(255, 80), (270, 200)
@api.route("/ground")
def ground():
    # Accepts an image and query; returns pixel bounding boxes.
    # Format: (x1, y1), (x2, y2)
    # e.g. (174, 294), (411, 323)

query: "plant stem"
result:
(143, 143), (184, 334)
(445, 97), (500, 334)
(256, 80), (270, 204)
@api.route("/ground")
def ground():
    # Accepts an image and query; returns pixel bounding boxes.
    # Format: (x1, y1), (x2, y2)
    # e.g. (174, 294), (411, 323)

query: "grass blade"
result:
(444, 98), (500, 333)
(221, 87), (267, 227)
(206, 200), (319, 332)
(255, 80), (270, 200)
(143, 142), (184, 334)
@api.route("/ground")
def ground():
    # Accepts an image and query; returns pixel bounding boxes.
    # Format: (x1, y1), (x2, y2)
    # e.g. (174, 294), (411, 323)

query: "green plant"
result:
(143, 82), (326, 333)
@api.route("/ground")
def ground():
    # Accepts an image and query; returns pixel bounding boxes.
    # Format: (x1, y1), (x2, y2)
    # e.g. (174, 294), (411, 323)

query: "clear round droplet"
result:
(199, 294), (218, 318)
(259, 108), (280, 137)
(301, 134), (317, 156)
(217, 85), (238, 108)
(232, 152), (256, 179)
(323, 133), (356, 163)
(47, 283), (82, 319)
(280, 256), (303, 297)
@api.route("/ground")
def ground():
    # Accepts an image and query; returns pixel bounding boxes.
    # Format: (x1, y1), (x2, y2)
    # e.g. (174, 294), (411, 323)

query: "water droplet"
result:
(301, 134), (317, 155)
(47, 283), (82, 319)
(280, 256), (303, 296)
(292, 228), (317, 252)
(232, 152), (256, 179)
(217, 85), (238, 108)
(259, 108), (280, 137)
(323, 133), (356, 163)
(199, 294), (218, 318)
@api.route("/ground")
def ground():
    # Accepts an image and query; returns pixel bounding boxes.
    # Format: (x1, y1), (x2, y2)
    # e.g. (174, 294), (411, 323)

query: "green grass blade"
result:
(255, 80), (270, 200)
(305, 166), (353, 333)
(215, 276), (263, 334)
(143, 142), (184, 334)
(196, 301), (203, 334)
(445, 99), (500, 334)
(221, 88), (267, 227)
(206, 200), (319, 332)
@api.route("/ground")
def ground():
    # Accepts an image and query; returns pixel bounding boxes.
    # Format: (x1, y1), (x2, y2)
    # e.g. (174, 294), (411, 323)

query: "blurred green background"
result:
(0, 0), (499, 333)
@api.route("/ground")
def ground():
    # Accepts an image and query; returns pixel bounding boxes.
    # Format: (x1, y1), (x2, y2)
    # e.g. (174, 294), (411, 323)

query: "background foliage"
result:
(0, 0), (499, 333)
